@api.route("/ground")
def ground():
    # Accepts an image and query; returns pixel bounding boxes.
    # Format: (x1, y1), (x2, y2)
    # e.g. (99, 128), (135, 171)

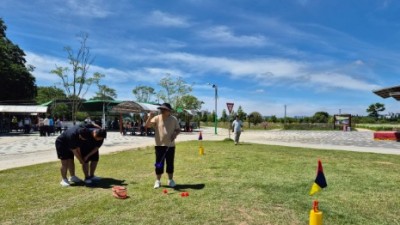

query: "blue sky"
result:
(2, 0), (400, 117)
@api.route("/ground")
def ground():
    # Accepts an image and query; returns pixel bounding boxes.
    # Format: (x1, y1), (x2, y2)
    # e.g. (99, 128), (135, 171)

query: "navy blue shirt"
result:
(56, 125), (83, 150)
(79, 124), (104, 150)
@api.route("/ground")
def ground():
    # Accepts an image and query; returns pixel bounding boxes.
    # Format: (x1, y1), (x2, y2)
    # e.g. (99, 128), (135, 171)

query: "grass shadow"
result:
(237, 143), (253, 146)
(173, 183), (205, 191)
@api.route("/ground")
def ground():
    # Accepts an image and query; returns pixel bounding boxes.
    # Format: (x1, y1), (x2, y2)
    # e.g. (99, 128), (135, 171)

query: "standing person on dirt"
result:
(232, 115), (243, 145)
(145, 103), (181, 189)
(23, 116), (31, 134)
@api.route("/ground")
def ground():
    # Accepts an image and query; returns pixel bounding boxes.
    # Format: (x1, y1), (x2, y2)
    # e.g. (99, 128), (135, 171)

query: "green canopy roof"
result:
(81, 100), (122, 112)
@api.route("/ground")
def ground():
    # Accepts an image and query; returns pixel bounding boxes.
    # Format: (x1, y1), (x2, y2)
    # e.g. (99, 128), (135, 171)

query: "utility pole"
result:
(208, 83), (218, 135)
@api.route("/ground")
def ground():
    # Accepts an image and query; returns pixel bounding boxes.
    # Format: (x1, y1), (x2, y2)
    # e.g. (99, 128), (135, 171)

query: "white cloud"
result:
(59, 0), (112, 18)
(26, 49), (381, 110)
(198, 26), (266, 47)
(154, 52), (380, 92)
(25, 52), (68, 84)
(309, 72), (380, 91)
(147, 10), (190, 27)
(255, 89), (265, 93)
(25, 51), (188, 99)
(159, 52), (304, 77)
(354, 60), (365, 66)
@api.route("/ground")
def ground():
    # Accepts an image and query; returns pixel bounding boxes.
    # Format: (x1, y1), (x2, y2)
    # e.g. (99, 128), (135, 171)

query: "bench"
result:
(373, 131), (400, 141)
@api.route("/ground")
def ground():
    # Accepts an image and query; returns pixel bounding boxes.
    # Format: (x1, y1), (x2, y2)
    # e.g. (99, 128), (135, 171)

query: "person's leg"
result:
(234, 132), (239, 144)
(82, 163), (89, 179)
(166, 147), (176, 187)
(79, 147), (92, 183)
(67, 159), (76, 176)
(89, 161), (98, 177)
(56, 140), (70, 186)
(237, 132), (241, 144)
(154, 146), (165, 188)
(155, 146), (165, 178)
(60, 160), (68, 179)
(59, 159), (71, 186)
(85, 150), (100, 179)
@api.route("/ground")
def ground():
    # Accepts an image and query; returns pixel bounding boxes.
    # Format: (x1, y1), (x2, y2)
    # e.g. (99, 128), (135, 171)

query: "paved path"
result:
(0, 127), (223, 171)
(241, 130), (400, 155)
(1, 128), (400, 171)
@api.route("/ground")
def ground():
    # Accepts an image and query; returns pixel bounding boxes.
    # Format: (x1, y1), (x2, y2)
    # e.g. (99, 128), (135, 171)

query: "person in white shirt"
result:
(23, 116), (31, 134)
(232, 115), (243, 145)
(43, 117), (50, 136)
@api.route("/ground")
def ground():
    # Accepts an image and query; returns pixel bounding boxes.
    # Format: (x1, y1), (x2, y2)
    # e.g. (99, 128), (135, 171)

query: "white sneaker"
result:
(69, 176), (83, 183)
(90, 176), (101, 181)
(168, 179), (176, 188)
(84, 178), (92, 185)
(60, 179), (70, 187)
(154, 180), (161, 189)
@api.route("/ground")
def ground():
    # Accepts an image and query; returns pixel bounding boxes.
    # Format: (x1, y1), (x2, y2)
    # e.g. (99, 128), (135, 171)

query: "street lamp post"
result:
(208, 83), (218, 135)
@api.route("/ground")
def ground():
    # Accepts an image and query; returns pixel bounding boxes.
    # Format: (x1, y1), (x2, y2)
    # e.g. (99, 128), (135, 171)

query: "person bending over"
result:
(79, 127), (107, 185)
(55, 126), (92, 187)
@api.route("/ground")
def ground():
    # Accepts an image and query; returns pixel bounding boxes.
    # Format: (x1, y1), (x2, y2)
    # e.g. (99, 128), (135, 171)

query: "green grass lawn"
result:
(1, 140), (400, 225)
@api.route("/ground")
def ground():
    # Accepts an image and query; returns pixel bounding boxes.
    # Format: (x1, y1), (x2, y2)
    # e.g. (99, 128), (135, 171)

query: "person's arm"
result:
(83, 147), (99, 162)
(71, 148), (85, 164)
(171, 120), (181, 141)
(91, 122), (102, 129)
(145, 112), (156, 128)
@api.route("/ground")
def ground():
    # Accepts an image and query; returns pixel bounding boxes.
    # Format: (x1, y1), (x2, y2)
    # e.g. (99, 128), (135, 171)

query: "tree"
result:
(268, 115), (278, 123)
(248, 111), (263, 125)
(91, 73), (117, 101)
(236, 106), (247, 121)
(52, 103), (70, 119)
(220, 109), (228, 122)
(0, 18), (37, 101)
(35, 86), (66, 104)
(201, 112), (208, 122)
(132, 85), (155, 102)
(367, 103), (385, 119)
(312, 111), (329, 123)
(91, 85), (117, 100)
(180, 95), (202, 110)
(158, 74), (192, 109)
(51, 33), (99, 123)
(208, 111), (216, 123)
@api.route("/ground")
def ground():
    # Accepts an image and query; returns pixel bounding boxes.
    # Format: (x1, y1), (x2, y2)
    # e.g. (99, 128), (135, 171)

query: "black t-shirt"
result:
(79, 124), (104, 150)
(56, 125), (82, 150)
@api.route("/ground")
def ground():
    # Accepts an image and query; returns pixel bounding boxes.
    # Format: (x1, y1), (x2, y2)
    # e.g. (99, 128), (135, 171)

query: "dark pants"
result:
(39, 126), (46, 136)
(155, 146), (175, 175)
(24, 125), (30, 134)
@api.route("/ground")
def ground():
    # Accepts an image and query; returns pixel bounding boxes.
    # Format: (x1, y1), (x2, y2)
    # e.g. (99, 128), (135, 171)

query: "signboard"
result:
(226, 102), (234, 114)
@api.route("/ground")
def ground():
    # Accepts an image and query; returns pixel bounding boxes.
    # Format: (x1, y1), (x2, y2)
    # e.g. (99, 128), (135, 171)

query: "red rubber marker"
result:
(163, 189), (168, 194)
